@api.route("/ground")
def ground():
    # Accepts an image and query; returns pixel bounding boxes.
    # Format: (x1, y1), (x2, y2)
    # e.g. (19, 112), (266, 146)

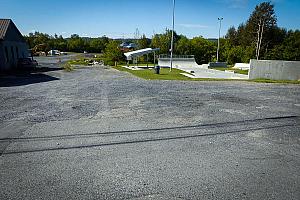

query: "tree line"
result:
(222, 1), (299, 64)
(150, 2), (299, 64)
(24, 1), (299, 65)
(24, 33), (110, 54)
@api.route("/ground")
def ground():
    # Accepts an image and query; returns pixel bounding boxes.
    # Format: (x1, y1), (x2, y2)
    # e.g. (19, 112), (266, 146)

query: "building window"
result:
(5, 46), (9, 62)
(11, 46), (15, 60)
(16, 46), (19, 59)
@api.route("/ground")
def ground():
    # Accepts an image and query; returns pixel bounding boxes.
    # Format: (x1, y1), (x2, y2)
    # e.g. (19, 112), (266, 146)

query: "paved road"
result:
(34, 54), (80, 67)
(0, 66), (299, 199)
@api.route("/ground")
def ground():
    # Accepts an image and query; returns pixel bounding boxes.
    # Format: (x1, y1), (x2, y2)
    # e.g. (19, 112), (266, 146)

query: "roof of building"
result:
(124, 48), (160, 60)
(120, 42), (137, 49)
(0, 19), (25, 41)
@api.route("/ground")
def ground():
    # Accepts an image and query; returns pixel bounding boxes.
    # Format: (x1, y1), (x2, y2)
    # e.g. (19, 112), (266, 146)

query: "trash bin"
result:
(154, 65), (160, 74)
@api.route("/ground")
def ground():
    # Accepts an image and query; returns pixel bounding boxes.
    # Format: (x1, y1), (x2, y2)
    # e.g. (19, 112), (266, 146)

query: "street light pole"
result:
(170, 0), (175, 71)
(217, 17), (223, 63)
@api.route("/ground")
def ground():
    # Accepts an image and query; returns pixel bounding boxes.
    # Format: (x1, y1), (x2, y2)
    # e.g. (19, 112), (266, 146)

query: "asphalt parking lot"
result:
(0, 62), (299, 199)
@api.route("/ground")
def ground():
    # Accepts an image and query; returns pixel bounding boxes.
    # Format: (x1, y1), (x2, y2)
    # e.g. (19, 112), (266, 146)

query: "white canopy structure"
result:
(124, 48), (160, 61)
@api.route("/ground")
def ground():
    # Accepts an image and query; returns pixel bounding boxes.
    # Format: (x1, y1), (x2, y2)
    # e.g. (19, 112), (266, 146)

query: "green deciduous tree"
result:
(67, 34), (87, 52)
(24, 32), (51, 51)
(225, 26), (238, 46)
(88, 36), (109, 53)
(104, 40), (124, 66)
(175, 35), (192, 55)
(190, 37), (216, 64)
(266, 30), (300, 60)
(245, 1), (277, 59)
(138, 34), (150, 49)
(150, 29), (179, 54)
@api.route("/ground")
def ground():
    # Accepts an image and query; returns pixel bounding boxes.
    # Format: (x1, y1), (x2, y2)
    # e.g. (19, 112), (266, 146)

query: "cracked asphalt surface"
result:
(0, 62), (300, 199)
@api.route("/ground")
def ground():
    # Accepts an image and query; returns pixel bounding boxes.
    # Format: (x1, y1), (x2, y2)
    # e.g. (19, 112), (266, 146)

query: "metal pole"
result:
(217, 17), (223, 62)
(147, 54), (149, 68)
(170, 0), (175, 71)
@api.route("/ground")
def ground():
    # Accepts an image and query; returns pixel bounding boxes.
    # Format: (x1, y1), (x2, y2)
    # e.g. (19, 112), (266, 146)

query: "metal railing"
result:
(159, 54), (195, 59)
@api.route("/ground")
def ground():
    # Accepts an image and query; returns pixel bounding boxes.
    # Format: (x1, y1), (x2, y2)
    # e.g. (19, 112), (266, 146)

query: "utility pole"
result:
(217, 17), (223, 62)
(170, 0), (175, 71)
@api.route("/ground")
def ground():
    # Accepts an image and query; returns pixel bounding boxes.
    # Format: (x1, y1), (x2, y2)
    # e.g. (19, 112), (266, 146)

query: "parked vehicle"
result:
(48, 50), (60, 56)
(17, 58), (38, 69)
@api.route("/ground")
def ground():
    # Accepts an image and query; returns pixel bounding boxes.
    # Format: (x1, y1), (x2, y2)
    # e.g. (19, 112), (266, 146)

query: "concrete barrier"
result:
(249, 59), (300, 81)
(208, 62), (227, 68)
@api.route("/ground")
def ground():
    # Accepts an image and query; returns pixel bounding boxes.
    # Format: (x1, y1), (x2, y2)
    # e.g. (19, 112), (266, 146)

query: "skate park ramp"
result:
(158, 55), (208, 69)
(233, 63), (250, 70)
(180, 68), (248, 79)
(158, 55), (248, 80)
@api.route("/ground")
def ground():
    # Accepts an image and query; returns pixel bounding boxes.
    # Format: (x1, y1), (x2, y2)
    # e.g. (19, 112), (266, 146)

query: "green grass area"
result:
(113, 66), (191, 80)
(113, 66), (300, 84)
(127, 63), (155, 67)
(113, 66), (237, 81)
(209, 67), (249, 75)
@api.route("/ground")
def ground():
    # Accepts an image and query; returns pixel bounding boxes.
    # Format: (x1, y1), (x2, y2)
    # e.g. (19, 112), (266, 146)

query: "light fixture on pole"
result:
(170, 0), (175, 71)
(217, 17), (223, 63)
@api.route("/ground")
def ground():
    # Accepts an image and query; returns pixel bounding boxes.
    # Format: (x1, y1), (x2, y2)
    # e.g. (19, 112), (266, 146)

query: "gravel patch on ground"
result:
(0, 65), (299, 199)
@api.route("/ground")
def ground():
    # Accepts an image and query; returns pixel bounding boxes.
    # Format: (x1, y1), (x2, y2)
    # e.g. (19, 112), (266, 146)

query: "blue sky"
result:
(1, 0), (299, 39)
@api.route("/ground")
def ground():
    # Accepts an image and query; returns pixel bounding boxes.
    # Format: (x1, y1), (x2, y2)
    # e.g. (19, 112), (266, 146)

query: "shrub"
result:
(63, 63), (74, 71)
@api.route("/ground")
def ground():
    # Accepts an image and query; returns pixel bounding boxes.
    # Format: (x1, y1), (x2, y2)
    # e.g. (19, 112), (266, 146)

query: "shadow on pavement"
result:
(1, 116), (298, 155)
(1, 123), (297, 155)
(0, 67), (61, 87)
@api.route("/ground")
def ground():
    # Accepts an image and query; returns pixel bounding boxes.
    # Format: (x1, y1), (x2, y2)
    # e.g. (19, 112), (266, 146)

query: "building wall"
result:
(0, 41), (29, 71)
(249, 59), (300, 81)
(0, 43), (5, 70)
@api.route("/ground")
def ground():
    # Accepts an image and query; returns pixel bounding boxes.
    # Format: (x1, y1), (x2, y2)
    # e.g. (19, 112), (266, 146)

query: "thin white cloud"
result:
(93, 32), (134, 39)
(218, 0), (248, 8)
(178, 24), (209, 28)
